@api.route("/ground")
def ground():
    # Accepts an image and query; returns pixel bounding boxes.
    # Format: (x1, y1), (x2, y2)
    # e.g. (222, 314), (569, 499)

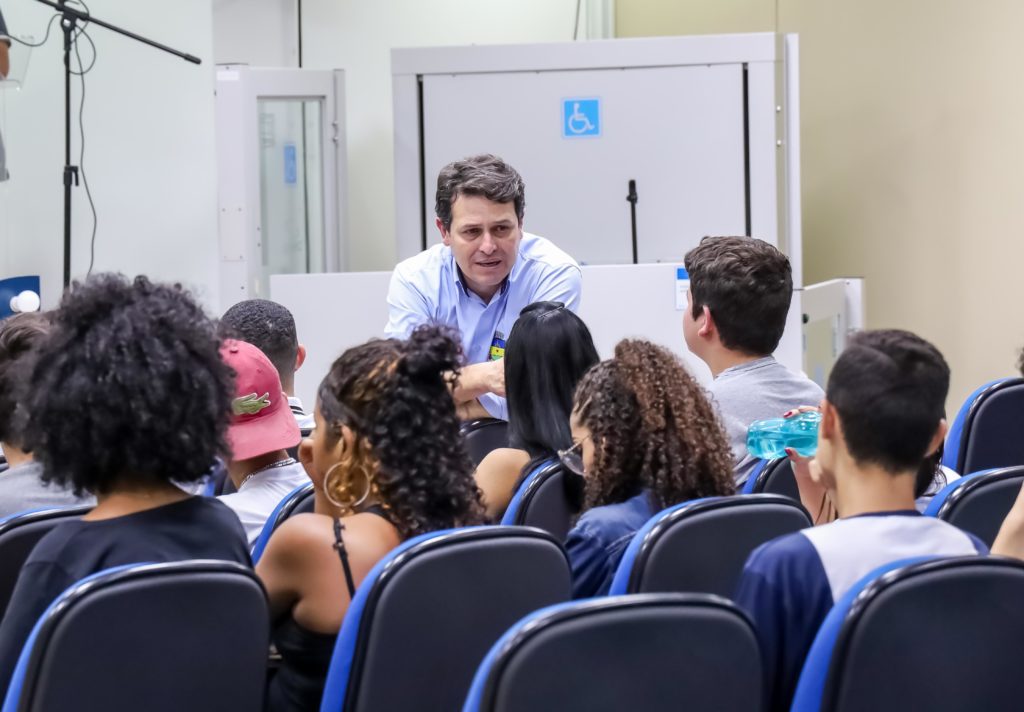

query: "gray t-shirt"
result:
(0, 461), (94, 518)
(708, 356), (825, 484)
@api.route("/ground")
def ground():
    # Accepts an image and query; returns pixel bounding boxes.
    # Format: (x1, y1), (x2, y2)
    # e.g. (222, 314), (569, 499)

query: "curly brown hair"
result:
(317, 325), (486, 539)
(574, 339), (735, 510)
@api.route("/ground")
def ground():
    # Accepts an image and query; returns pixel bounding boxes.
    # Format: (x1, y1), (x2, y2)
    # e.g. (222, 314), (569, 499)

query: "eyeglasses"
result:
(557, 437), (589, 476)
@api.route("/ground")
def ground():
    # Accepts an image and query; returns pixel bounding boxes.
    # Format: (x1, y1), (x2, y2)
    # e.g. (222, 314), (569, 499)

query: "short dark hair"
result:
(684, 236), (793, 355)
(0, 312), (51, 448)
(826, 329), (950, 474)
(23, 274), (234, 496)
(435, 154), (526, 231)
(505, 301), (600, 463)
(219, 299), (299, 384)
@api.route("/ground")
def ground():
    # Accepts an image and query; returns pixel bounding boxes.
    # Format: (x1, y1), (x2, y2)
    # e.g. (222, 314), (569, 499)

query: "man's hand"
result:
(451, 359), (505, 403)
(0, 43), (10, 81)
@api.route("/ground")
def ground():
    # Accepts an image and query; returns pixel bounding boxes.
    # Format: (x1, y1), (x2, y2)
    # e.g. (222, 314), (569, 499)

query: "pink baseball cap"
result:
(221, 339), (301, 461)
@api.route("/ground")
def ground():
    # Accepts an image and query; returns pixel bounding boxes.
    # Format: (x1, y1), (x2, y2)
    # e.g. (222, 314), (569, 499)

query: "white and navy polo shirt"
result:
(734, 511), (987, 712)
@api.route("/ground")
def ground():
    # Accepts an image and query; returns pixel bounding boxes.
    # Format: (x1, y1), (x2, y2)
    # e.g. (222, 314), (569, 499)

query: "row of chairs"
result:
(3, 524), (1024, 711)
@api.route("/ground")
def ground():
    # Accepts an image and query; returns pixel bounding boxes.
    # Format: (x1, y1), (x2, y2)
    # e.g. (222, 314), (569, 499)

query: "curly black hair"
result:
(574, 339), (735, 511)
(219, 299), (299, 388)
(23, 274), (234, 496)
(0, 312), (51, 448)
(317, 325), (485, 539)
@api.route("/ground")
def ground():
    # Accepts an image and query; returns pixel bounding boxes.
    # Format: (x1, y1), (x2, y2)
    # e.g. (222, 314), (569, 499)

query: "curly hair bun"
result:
(399, 325), (464, 381)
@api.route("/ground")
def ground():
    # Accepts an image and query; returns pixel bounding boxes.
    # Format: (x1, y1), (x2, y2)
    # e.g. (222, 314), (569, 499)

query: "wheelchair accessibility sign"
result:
(562, 98), (600, 138)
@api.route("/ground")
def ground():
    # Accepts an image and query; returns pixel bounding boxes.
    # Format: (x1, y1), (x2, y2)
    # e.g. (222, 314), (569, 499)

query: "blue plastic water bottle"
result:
(746, 411), (821, 460)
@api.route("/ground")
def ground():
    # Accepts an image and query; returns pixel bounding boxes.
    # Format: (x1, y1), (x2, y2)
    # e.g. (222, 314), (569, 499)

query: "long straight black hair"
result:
(505, 301), (599, 467)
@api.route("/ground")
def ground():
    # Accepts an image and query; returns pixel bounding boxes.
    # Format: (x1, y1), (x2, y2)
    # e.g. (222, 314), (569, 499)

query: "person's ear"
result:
(436, 217), (452, 247)
(697, 305), (714, 338)
(819, 400), (838, 440)
(926, 418), (948, 457)
(295, 344), (307, 372)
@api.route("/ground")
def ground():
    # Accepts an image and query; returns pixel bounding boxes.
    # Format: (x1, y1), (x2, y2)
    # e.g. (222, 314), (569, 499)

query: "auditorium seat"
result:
(608, 495), (811, 597)
(1, 560), (269, 712)
(0, 506), (92, 618)
(462, 593), (764, 712)
(924, 466), (1024, 547)
(943, 377), (1024, 475)
(742, 458), (800, 501)
(250, 481), (317, 562)
(460, 419), (510, 467)
(319, 526), (570, 712)
(791, 555), (1024, 712)
(500, 459), (580, 541)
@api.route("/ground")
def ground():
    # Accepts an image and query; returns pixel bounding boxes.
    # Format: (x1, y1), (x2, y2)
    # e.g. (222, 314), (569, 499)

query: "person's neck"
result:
(1, 443), (32, 470)
(830, 452), (917, 518)
(85, 480), (189, 521)
(281, 380), (295, 398)
(228, 450), (292, 489)
(312, 488), (384, 519)
(705, 346), (766, 379)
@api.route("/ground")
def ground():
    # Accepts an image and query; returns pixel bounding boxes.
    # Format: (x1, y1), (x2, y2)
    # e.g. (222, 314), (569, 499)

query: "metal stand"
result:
(34, 0), (201, 288)
(626, 178), (638, 264)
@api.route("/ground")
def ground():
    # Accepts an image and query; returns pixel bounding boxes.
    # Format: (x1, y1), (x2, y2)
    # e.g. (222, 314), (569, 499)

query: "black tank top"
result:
(265, 507), (391, 711)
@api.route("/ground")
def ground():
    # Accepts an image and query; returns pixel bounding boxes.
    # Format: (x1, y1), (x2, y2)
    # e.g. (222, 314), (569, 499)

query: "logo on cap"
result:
(233, 392), (272, 416)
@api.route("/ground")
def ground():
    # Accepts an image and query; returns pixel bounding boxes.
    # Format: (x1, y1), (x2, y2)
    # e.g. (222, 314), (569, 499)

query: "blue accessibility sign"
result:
(562, 98), (600, 138)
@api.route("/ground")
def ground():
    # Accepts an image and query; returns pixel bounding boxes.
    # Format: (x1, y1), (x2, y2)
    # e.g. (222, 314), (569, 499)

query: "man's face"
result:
(438, 194), (522, 301)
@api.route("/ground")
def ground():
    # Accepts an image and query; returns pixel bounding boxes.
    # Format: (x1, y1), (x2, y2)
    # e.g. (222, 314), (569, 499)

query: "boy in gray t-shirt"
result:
(682, 236), (823, 484)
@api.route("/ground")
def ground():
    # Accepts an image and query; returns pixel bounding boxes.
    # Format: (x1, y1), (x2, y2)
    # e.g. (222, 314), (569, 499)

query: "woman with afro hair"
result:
(0, 274), (251, 694)
(257, 324), (485, 711)
(562, 338), (735, 597)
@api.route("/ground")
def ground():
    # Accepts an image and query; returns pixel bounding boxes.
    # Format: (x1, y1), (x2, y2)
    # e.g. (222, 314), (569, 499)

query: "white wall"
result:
(0, 0), (220, 308)
(299, 0), (603, 271)
(212, 0), (297, 67)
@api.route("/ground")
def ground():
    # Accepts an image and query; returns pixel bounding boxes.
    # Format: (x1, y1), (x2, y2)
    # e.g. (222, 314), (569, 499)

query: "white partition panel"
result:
(272, 266), (805, 410)
(421, 65), (746, 265)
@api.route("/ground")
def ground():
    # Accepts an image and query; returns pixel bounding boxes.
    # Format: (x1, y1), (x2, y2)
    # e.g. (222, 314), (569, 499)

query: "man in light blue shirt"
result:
(385, 154), (582, 420)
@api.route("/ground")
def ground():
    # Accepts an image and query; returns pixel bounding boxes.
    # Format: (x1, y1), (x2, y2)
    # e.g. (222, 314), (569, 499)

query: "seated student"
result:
(0, 312), (93, 517)
(218, 340), (309, 546)
(474, 301), (599, 519)
(733, 329), (986, 712)
(683, 235), (824, 484)
(0, 274), (251, 693)
(256, 325), (485, 711)
(563, 339), (735, 598)
(220, 299), (314, 430)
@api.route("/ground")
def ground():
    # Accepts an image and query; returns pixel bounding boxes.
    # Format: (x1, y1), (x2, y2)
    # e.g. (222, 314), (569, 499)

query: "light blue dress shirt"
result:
(384, 232), (582, 419)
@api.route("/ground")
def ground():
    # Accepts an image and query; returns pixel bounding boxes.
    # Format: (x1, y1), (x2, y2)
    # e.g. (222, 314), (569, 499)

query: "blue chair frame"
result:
(320, 525), (570, 712)
(943, 377), (1024, 474)
(608, 494), (812, 596)
(462, 593), (763, 712)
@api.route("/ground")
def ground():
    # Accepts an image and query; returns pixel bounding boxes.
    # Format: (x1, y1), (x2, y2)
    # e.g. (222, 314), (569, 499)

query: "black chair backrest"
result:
(329, 526), (571, 712)
(750, 458), (800, 500)
(0, 506), (92, 618)
(508, 462), (581, 541)
(468, 593), (763, 712)
(931, 466), (1024, 547)
(954, 378), (1024, 474)
(618, 495), (811, 597)
(812, 557), (1024, 712)
(8, 560), (269, 712)
(461, 419), (510, 466)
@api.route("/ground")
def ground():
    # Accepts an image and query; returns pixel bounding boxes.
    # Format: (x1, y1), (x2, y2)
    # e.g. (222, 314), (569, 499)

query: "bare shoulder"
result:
(477, 448), (531, 476)
(261, 512), (336, 568)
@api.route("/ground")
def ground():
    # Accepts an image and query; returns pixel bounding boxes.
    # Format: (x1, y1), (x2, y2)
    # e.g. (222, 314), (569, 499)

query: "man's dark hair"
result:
(684, 236), (793, 355)
(435, 154), (526, 231)
(827, 329), (950, 474)
(0, 312), (51, 448)
(23, 274), (234, 496)
(219, 299), (299, 387)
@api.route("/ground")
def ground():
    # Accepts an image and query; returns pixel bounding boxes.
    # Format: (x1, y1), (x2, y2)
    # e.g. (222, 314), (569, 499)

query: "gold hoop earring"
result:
(322, 462), (373, 513)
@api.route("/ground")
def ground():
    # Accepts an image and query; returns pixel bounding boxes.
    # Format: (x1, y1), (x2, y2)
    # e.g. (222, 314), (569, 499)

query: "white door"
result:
(421, 64), (746, 265)
(216, 67), (347, 305)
